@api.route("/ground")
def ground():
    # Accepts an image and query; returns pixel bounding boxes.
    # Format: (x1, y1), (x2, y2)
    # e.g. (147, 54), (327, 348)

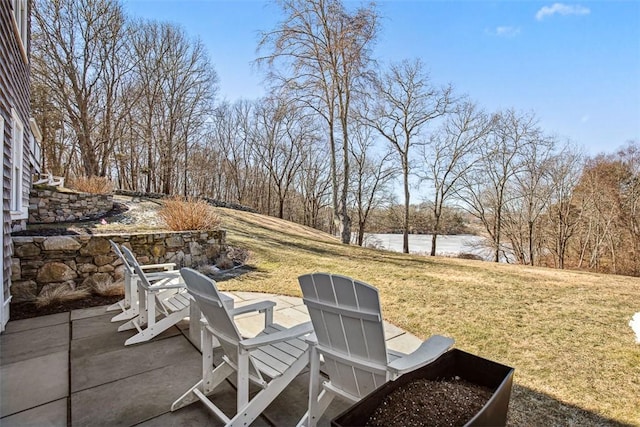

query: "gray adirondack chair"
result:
(117, 246), (192, 346)
(107, 240), (179, 323)
(297, 273), (455, 427)
(172, 268), (314, 427)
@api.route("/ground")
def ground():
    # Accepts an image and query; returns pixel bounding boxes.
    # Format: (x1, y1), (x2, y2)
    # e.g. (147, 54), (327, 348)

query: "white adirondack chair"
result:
(107, 240), (179, 322)
(117, 246), (192, 346)
(297, 273), (455, 427)
(172, 268), (314, 427)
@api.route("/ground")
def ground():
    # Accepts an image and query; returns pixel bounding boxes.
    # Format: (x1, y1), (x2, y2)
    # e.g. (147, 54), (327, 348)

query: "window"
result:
(11, 0), (28, 57)
(11, 109), (25, 217)
(29, 118), (42, 173)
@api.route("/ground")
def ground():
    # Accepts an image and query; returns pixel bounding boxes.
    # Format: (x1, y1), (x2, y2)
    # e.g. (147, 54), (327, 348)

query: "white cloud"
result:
(495, 26), (521, 37)
(581, 115), (590, 123)
(536, 3), (591, 21)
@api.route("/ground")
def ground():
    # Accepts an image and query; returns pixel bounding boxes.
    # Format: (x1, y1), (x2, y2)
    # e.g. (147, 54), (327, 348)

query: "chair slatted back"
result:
(180, 268), (263, 381)
(120, 246), (152, 290)
(299, 273), (388, 400)
(110, 240), (133, 274)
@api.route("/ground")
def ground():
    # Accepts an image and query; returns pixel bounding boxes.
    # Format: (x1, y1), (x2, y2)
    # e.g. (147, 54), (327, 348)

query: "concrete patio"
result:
(0, 291), (423, 426)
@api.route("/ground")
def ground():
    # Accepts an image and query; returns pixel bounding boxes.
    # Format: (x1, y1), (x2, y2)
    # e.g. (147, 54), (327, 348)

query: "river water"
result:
(364, 233), (488, 258)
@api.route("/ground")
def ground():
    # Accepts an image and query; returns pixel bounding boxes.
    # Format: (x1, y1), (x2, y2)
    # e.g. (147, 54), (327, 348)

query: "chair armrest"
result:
(304, 332), (318, 345)
(147, 284), (185, 292)
(229, 300), (277, 317)
(147, 278), (185, 291)
(387, 335), (454, 375)
(219, 293), (235, 310)
(140, 262), (176, 271)
(240, 322), (314, 351)
(145, 271), (182, 281)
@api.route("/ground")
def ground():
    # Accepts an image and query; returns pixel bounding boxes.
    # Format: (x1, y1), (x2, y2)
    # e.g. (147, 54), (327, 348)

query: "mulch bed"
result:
(9, 295), (122, 321)
(366, 377), (493, 427)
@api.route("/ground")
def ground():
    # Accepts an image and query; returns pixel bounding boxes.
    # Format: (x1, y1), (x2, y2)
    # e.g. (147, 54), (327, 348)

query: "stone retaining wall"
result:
(29, 187), (114, 223)
(10, 230), (225, 302)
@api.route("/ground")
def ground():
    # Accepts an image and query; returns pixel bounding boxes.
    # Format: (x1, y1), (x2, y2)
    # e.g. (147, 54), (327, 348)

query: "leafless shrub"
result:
(93, 280), (125, 297)
(226, 247), (250, 265)
(215, 255), (235, 270)
(35, 286), (91, 308)
(159, 197), (221, 231)
(68, 176), (114, 194)
(457, 252), (484, 261)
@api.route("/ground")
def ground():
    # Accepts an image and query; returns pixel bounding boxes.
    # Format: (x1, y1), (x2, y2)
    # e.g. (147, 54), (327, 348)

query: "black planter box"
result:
(332, 349), (514, 427)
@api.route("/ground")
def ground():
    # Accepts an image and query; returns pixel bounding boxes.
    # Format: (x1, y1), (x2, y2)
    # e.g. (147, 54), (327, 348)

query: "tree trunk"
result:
(528, 220), (535, 265)
(403, 161), (410, 253)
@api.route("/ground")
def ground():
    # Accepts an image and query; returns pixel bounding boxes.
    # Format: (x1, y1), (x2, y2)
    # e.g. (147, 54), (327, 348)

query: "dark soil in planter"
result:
(366, 377), (493, 427)
(9, 295), (122, 320)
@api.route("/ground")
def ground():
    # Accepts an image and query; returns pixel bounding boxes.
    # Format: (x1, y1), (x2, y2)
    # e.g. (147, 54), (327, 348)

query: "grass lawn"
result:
(213, 207), (640, 426)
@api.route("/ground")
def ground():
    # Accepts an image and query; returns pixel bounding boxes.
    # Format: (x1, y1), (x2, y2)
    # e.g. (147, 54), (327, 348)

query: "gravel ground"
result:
(12, 195), (167, 235)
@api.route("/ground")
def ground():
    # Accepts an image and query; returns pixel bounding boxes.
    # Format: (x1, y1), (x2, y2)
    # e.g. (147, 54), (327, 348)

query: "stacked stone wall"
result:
(10, 230), (225, 302)
(29, 187), (114, 223)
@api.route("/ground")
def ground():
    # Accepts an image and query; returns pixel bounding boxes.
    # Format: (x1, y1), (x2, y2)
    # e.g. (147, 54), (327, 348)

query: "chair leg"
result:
(123, 309), (187, 346)
(106, 271), (134, 312)
(237, 350), (250, 411)
(110, 305), (139, 322)
(229, 348), (310, 427)
(298, 345), (333, 427)
(171, 361), (235, 411)
(188, 300), (203, 350)
(123, 272), (132, 308)
(117, 317), (138, 332)
(106, 299), (125, 312)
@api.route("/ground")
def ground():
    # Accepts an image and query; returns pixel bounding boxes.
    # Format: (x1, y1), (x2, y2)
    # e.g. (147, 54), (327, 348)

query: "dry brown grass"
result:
(159, 197), (221, 231)
(93, 280), (125, 297)
(35, 286), (91, 308)
(68, 176), (114, 194)
(212, 207), (640, 426)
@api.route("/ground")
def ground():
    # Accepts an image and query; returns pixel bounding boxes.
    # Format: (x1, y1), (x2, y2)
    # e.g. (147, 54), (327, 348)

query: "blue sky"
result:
(122, 0), (640, 156)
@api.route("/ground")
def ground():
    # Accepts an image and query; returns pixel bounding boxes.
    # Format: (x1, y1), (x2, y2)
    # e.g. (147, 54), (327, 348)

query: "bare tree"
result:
(127, 21), (164, 192)
(208, 101), (256, 205)
(105, 20), (217, 194)
(153, 24), (217, 195)
(570, 144), (640, 275)
(297, 143), (332, 229)
(32, 0), (128, 177)
(251, 96), (314, 218)
(349, 124), (396, 246)
(456, 110), (538, 262)
(502, 133), (555, 265)
(618, 141), (640, 274)
(30, 79), (66, 175)
(542, 144), (584, 269)
(258, 0), (379, 244)
(418, 101), (491, 256)
(366, 59), (453, 253)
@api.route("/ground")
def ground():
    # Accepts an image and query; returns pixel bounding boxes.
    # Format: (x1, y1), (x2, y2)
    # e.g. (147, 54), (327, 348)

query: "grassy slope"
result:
(214, 207), (640, 426)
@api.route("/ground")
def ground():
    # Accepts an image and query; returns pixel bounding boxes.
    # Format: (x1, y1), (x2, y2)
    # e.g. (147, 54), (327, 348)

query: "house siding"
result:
(1, 0), (32, 329)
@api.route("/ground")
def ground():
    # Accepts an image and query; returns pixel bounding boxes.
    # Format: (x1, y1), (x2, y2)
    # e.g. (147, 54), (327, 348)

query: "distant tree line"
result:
(31, 0), (639, 276)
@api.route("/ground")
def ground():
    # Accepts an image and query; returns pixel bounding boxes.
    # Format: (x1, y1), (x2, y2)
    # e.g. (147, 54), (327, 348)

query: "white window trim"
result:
(11, 109), (27, 220)
(10, 0), (28, 63)
(0, 114), (7, 332)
